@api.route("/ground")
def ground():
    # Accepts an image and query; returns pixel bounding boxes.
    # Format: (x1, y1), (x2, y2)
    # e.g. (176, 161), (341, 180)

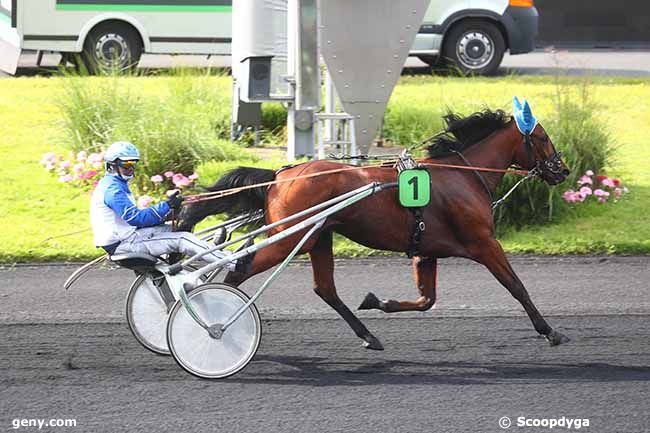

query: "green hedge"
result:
(56, 72), (616, 232)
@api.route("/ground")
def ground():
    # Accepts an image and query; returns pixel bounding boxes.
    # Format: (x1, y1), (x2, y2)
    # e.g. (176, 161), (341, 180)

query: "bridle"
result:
(491, 126), (565, 211)
(523, 131), (564, 177)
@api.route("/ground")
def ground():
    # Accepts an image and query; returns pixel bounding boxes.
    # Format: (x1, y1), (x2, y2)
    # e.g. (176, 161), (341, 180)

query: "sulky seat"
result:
(109, 253), (160, 272)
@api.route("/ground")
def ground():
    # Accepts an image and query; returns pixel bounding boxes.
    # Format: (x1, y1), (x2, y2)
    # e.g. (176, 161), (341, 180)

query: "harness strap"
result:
(394, 151), (427, 258)
(407, 207), (426, 258)
(450, 149), (494, 203)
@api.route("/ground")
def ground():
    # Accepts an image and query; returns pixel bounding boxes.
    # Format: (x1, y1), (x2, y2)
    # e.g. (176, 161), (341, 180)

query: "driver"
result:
(90, 141), (250, 273)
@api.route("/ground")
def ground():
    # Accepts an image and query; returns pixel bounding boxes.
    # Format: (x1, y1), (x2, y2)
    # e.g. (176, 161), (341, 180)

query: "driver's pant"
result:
(114, 224), (236, 271)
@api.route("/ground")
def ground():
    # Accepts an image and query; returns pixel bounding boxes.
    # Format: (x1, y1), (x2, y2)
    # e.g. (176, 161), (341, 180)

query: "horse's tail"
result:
(206, 167), (276, 216)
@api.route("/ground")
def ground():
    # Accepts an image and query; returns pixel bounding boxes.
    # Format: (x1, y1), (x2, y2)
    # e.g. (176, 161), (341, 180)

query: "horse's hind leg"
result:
(224, 237), (303, 286)
(309, 230), (384, 350)
(358, 257), (437, 313)
(475, 238), (569, 346)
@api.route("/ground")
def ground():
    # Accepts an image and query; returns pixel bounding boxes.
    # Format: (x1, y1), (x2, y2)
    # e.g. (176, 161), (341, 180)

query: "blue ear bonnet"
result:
(512, 96), (538, 135)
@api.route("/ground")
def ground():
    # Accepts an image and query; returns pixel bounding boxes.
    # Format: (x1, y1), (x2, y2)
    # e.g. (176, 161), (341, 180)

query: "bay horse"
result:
(178, 107), (571, 350)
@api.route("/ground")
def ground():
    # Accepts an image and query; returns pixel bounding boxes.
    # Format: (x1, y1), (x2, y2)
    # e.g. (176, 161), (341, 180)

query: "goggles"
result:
(117, 160), (139, 169)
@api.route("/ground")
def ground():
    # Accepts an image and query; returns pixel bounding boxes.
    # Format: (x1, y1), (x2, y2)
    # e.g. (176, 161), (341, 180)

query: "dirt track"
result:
(1, 256), (649, 432)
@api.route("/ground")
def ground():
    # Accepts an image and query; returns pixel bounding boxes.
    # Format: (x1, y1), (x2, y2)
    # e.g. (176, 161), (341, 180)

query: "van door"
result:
(0, 0), (20, 74)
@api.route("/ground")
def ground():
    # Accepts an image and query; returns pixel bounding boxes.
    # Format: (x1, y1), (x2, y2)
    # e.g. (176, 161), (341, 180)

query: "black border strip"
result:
(419, 24), (442, 34)
(57, 0), (231, 5)
(150, 36), (231, 43)
(11, 0), (17, 28)
(23, 35), (78, 41)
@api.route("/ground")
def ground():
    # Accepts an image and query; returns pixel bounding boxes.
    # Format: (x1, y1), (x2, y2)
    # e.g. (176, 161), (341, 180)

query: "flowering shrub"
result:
(40, 151), (104, 189)
(137, 171), (199, 208)
(40, 152), (199, 208)
(562, 170), (629, 204)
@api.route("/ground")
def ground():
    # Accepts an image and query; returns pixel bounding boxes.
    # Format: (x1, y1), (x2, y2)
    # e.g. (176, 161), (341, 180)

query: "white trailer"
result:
(0, 0), (233, 74)
(0, 0), (20, 73)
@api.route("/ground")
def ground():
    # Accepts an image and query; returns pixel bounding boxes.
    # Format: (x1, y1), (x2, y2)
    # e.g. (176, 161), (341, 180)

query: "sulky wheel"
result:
(125, 274), (173, 356)
(166, 283), (262, 379)
(126, 267), (203, 356)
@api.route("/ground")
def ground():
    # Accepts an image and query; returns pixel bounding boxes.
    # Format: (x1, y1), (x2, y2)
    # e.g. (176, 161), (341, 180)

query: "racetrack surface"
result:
(1, 256), (649, 432)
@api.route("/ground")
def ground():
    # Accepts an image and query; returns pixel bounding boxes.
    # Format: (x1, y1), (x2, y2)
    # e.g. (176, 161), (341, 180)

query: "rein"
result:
(184, 160), (530, 204)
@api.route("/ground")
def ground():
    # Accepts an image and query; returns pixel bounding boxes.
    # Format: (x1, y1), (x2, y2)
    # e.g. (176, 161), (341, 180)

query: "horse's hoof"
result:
(358, 292), (381, 310)
(362, 335), (384, 351)
(546, 330), (570, 346)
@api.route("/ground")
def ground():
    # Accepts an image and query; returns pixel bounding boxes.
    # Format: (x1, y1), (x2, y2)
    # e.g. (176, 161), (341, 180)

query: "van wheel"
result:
(442, 19), (505, 76)
(81, 22), (142, 74)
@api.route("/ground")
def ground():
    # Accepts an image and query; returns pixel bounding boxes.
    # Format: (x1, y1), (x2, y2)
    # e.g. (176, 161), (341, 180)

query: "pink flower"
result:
(150, 175), (164, 183)
(612, 179), (621, 187)
(73, 163), (85, 173)
(601, 178), (616, 188)
(45, 162), (56, 171)
(91, 161), (103, 169)
(137, 195), (153, 209)
(92, 180), (99, 189)
(82, 170), (98, 180)
(614, 188), (623, 199)
(164, 171), (174, 178)
(189, 172), (199, 181)
(577, 175), (592, 186)
(60, 160), (71, 169)
(88, 152), (104, 163)
(76, 151), (87, 162)
(593, 189), (610, 198)
(598, 197), (608, 204)
(562, 190), (577, 203)
(595, 175), (607, 183)
(59, 174), (73, 183)
(585, 170), (594, 176)
(172, 173), (191, 188)
(579, 186), (592, 196)
(40, 152), (57, 165)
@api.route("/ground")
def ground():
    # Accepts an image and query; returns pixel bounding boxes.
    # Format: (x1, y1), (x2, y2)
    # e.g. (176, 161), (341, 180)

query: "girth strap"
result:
(407, 207), (426, 258)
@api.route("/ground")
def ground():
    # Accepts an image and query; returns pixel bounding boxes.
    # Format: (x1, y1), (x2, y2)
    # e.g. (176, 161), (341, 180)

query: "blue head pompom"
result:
(512, 96), (538, 135)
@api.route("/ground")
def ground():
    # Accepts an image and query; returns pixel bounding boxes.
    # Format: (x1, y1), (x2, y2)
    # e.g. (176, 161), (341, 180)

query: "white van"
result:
(413, 0), (538, 75)
(1, 0), (233, 74)
(0, 0), (537, 75)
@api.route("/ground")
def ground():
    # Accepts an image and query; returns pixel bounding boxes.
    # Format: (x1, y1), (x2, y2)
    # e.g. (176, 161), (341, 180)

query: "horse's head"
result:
(176, 199), (211, 232)
(511, 97), (570, 185)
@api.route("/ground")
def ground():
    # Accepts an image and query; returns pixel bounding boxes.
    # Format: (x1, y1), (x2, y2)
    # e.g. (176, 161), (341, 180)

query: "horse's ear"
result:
(523, 100), (533, 121)
(512, 97), (538, 135)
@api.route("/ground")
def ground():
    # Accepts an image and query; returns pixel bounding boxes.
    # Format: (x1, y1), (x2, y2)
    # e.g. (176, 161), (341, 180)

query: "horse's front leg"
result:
(358, 257), (437, 313)
(310, 230), (384, 350)
(474, 238), (569, 346)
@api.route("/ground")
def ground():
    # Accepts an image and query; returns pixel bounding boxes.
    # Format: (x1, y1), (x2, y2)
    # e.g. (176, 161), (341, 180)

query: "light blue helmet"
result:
(104, 141), (140, 162)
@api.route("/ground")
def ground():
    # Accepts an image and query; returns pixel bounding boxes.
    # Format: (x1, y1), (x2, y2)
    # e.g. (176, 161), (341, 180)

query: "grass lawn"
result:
(0, 73), (648, 262)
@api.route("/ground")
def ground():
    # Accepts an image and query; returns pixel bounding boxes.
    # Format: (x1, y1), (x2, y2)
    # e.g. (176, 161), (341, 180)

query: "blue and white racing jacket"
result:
(90, 174), (170, 248)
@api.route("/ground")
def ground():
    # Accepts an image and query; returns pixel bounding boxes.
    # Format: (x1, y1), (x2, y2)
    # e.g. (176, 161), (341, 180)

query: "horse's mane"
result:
(425, 109), (511, 158)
